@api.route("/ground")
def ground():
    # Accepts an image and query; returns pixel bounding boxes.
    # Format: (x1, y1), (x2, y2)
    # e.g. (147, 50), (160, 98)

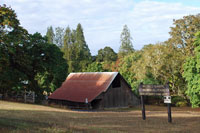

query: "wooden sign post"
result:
(139, 82), (172, 123)
(139, 83), (146, 120)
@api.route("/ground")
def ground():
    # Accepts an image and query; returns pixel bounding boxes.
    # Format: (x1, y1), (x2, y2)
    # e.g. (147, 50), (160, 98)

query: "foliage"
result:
(85, 62), (105, 72)
(62, 27), (76, 72)
(183, 32), (200, 107)
(62, 24), (91, 73)
(135, 43), (186, 96)
(168, 14), (200, 56)
(0, 5), (68, 101)
(46, 26), (55, 44)
(114, 52), (141, 95)
(0, 5), (30, 94)
(54, 27), (64, 48)
(96, 46), (117, 62)
(75, 23), (92, 71)
(118, 25), (134, 57)
(28, 33), (68, 97)
(171, 96), (188, 107)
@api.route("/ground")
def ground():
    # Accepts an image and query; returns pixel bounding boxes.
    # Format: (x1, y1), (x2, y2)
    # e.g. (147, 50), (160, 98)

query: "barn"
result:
(48, 72), (139, 109)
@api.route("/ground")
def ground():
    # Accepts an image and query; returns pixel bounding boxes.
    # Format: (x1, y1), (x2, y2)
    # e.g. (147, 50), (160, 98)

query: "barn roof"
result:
(48, 72), (118, 103)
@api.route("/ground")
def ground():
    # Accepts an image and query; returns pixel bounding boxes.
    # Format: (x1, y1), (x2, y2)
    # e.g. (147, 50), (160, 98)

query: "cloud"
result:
(126, 1), (200, 49)
(1, 0), (200, 55)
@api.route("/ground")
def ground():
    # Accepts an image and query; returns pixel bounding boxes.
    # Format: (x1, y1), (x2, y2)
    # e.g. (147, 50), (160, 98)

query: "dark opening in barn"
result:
(112, 74), (121, 88)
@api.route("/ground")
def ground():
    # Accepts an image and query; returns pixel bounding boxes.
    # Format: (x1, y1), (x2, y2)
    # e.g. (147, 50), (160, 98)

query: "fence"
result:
(1, 91), (35, 103)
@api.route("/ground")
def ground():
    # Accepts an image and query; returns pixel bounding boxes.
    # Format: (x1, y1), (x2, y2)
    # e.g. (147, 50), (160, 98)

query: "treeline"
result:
(46, 25), (92, 73)
(45, 24), (133, 73)
(1, 5), (200, 107)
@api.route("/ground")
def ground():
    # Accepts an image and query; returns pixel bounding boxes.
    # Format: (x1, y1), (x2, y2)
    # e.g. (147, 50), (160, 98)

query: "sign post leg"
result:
(141, 95), (146, 120)
(167, 103), (172, 123)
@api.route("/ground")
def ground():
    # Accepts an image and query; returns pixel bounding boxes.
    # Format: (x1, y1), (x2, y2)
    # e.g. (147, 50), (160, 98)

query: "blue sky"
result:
(1, 0), (200, 55)
(153, 0), (200, 7)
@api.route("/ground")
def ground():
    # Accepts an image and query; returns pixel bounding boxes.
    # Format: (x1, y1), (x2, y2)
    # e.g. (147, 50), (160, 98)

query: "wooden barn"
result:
(48, 72), (139, 109)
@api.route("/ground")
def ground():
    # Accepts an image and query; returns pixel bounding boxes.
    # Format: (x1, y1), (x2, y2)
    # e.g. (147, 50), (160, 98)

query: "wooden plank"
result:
(139, 83), (170, 96)
(139, 92), (169, 95)
(139, 89), (169, 92)
(139, 91), (170, 95)
(139, 88), (169, 95)
(139, 92), (170, 96)
(140, 85), (165, 88)
(139, 92), (169, 94)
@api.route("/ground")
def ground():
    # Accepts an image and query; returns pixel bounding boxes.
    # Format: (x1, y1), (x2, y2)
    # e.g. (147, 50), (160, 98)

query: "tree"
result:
(0, 5), (30, 95)
(183, 32), (200, 107)
(62, 24), (91, 72)
(26, 33), (68, 100)
(119, 25), (134, 56)
(85, 62), (105, 72)
(96, 46), (117, 62)
(116, 52), (141, 95)
(62, 27), (78, 72)
(75, 23), (91, 71)
(134, 43), (186, 96)
(67, 29), (78, 72)
(46, 26), (55, 44)
(55, 27), (64, 48)
(168, 14), (200, 56)
(0, 5), (68, 101)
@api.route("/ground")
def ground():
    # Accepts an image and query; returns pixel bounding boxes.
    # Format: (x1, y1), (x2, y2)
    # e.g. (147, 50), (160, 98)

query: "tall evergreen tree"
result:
(75, 23), (92, 71)
(55, 27), (64, 48)
(75, 23), (91, 60)
(63, 26), (72, 60)
(62, 27), (77, 72)
(46, 26), (54, 44)
(119, 25), (134, 56)
(62, 24), (91, 72)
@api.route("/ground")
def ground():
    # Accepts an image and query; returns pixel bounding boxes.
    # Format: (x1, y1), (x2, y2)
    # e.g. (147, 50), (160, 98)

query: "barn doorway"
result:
(91, 99), (102, 109)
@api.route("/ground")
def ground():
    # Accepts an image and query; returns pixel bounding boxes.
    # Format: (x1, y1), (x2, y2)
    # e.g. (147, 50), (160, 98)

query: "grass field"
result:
(0, 101), (200, 133)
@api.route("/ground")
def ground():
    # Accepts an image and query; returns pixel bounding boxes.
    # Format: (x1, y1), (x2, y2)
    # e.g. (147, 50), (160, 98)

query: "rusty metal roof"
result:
(48, 72), (118, 103)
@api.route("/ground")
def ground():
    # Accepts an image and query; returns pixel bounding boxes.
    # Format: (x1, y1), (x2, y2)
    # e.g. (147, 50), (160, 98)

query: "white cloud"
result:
(1, 0), (200, 54)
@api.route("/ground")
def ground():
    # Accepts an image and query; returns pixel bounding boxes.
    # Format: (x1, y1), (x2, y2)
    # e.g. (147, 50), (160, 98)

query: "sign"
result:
(164, 96), (171, 103)
(139, 84), (170, 96)
(138, 83), (172, 123)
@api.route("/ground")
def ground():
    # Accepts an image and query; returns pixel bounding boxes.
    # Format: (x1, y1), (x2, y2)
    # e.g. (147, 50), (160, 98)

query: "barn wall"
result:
(100, 74), (139, 108)
(48, 99), (87, 109)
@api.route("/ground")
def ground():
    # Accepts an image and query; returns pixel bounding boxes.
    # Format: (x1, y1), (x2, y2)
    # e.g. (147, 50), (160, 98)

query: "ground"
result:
(0, 101), (200, 133)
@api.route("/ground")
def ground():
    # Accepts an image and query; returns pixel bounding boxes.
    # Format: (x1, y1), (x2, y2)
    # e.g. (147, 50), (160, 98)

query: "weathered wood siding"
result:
(97, 74), (139, 108)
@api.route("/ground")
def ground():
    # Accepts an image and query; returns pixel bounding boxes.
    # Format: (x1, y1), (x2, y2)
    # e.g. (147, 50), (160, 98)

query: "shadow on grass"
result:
(0, 109), (88, 133)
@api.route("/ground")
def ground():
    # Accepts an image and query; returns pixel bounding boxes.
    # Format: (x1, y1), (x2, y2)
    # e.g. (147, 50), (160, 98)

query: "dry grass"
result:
(0, 101), (200, 133)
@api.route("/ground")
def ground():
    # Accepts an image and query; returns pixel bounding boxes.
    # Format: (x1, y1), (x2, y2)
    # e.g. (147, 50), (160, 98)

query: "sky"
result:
(1, 0), (200, 55)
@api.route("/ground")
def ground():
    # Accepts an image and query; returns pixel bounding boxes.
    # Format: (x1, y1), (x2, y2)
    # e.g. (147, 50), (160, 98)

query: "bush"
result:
(172, 96), (188, 107)
(175, 101), (188, 107)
